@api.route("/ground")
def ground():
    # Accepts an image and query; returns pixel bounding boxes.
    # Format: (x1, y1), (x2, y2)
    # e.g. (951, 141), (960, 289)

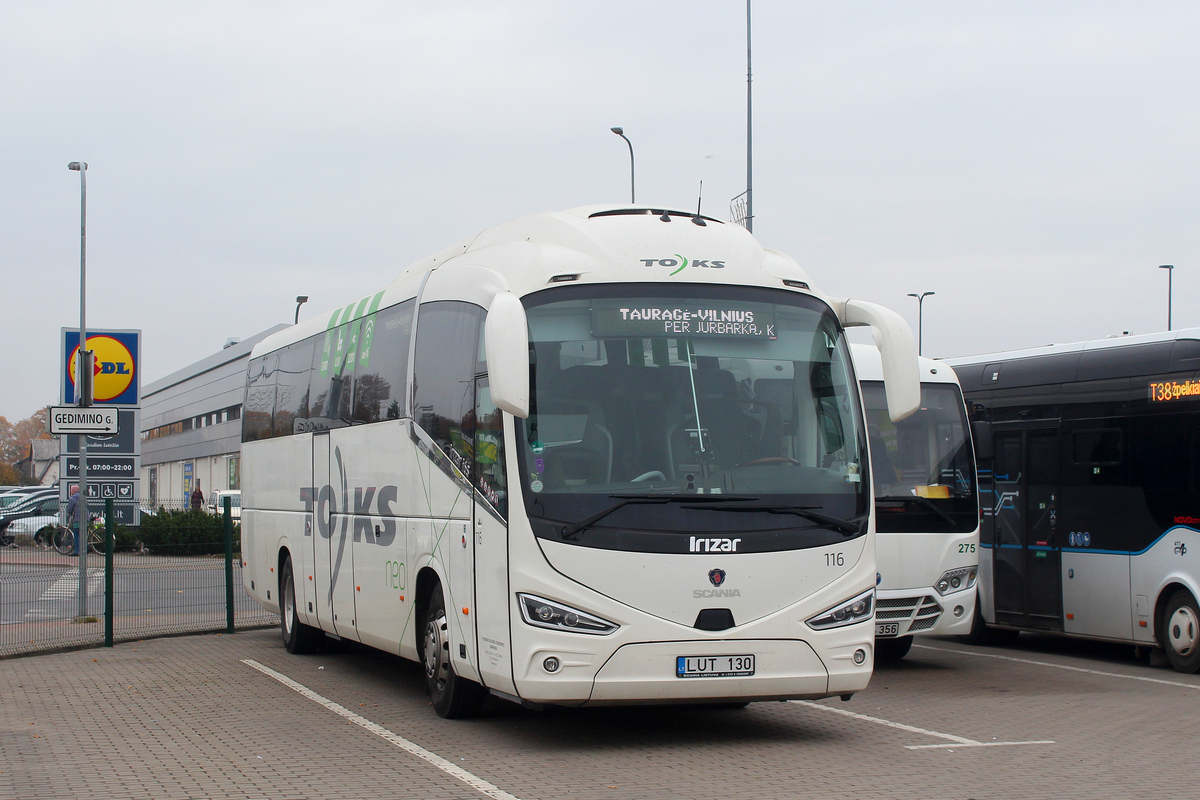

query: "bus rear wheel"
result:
(1162, 590), (1200, 674)
(420, 586), (486, 719)
(875, 635), (913, 661)
(280, 556), (323, 654)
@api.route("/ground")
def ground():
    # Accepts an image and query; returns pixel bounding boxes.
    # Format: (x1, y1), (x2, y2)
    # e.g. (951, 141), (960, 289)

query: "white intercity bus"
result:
(241, 205), (919, 717)
(851, 344), (980, 660)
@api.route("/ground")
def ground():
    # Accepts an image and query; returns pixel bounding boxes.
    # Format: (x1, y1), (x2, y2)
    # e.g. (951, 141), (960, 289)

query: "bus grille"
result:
(876, 595), (943, 632)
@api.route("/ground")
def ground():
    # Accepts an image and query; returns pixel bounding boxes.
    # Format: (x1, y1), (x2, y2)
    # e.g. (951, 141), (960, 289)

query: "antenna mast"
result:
(745, 0), (753, 233)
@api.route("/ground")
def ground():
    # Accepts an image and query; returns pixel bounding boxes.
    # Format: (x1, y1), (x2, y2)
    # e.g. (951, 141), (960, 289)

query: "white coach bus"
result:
(241, 205), (919, 717)
(851, 344), (980, 660)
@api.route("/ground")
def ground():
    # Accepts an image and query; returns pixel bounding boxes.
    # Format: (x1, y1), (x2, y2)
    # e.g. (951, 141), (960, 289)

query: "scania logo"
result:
(708, 568), (726, 587)
(640, 254), (726, 276)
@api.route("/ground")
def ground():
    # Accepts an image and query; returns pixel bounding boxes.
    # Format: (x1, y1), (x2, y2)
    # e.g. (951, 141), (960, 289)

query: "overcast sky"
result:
(3, 2), (1198, 421)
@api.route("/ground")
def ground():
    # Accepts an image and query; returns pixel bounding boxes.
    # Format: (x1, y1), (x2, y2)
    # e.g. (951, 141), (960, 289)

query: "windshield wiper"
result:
(875, 494), (957, 528)
(679, 503), (864, 536)
(560, 494), (760, 540)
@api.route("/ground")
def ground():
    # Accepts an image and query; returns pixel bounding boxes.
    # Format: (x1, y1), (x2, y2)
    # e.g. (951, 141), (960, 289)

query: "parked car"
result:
(6, 513), (62, 542)
(0, 487), (55, 510)
(0, 492), (60, 533)
(207, 490), (241, 520)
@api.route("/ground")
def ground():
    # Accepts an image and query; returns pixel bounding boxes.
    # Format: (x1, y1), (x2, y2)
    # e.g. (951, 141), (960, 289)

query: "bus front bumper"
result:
(513, 631), (874, 706)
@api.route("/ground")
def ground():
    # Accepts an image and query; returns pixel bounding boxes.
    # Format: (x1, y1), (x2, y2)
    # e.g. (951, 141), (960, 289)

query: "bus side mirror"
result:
(840, 299), (921, 421)
(484, 291), (530, 419)
(971, 420), (994, 461)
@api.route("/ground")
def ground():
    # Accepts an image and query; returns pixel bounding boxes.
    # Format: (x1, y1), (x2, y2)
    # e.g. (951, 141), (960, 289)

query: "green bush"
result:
(131, 509), (240, 555)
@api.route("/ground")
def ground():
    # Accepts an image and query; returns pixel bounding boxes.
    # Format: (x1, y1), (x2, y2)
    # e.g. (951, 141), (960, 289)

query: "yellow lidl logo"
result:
(69, 335), (136, 402)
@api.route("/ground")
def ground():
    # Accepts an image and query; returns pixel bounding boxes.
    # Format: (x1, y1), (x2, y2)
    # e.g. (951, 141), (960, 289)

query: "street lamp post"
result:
(610, 127), (635, 203)
(68, 161), (89, 617)
(1160, 265), (1174, 331)
(295, 295), (309, 325)
(907, 291), (935, 356)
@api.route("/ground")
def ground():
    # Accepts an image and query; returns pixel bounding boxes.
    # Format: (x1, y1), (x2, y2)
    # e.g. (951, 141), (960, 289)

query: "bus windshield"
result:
(861, 381), (977, 534)
(518, 284), (867, 552)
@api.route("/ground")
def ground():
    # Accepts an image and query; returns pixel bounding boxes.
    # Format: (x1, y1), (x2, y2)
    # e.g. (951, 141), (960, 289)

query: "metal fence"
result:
(0, 497), (277, 658)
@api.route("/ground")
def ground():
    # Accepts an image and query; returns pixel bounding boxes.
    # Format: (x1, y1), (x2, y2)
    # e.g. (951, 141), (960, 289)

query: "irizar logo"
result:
(689, 536), (741, 552)
(641, 254), (726, 276)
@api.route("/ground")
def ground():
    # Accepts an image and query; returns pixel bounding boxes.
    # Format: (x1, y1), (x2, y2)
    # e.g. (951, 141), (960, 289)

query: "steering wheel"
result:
(630, 470), (667, 482)
(735, 456), (803, 468)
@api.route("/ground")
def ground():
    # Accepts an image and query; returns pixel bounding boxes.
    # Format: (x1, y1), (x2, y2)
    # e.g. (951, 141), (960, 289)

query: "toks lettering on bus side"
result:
(300, 484), (399, 545)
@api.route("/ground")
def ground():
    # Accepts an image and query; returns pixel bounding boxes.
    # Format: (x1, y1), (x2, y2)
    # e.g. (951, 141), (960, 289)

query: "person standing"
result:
(190, 479), (204, 511)
(65, 484), (82, 556)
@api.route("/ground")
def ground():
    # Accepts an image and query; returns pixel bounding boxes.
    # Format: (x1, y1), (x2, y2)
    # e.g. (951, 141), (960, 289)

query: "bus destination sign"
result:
(1149, 379), (1200, 403)
(592, 306), (776, 339)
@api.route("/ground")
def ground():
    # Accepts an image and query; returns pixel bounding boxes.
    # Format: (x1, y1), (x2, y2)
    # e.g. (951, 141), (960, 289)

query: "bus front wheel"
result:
(1162, 590), (1200, 673)
(280, 556), (323, 654)
(420, 586), (486, 719)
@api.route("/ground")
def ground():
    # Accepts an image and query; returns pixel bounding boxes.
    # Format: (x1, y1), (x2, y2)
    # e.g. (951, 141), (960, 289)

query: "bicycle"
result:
(51, 519), (105, 556)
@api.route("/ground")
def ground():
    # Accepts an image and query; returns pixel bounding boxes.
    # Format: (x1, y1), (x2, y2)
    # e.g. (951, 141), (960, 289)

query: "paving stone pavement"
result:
(1, 627), (1197, 800)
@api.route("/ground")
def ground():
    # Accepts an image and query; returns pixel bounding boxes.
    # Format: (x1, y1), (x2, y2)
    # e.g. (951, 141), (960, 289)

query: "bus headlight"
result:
(806, 589), (874, 630)
(518, 594), (618, 635)
(935, 566), (977, 596)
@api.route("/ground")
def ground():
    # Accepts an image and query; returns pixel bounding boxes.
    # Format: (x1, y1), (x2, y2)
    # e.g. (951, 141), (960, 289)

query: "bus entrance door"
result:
(992, 426), (1063, 631)
(314, 432), (358, 640)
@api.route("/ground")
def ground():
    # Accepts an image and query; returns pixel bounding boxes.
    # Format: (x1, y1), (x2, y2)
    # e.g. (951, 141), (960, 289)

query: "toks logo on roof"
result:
(641, 255), (726, 276)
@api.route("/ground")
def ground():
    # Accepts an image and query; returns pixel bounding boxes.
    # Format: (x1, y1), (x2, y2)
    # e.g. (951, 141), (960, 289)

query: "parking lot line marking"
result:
(912, 643), (1200, 691)
(789, 700), (1054, 751)
(905, 741), (1055, 750)
(242, 660), (524, 800)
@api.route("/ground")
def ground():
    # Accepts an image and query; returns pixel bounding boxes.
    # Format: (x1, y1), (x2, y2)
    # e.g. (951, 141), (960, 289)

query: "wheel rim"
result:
(423, 611), (449, 692)
(1168, 605), (1198, 657)
(282, 574), (295, 637)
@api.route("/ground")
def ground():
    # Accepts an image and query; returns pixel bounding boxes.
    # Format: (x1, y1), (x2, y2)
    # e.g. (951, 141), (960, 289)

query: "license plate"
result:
(676, 654), (755, 678)
(875, 623), (900, 637)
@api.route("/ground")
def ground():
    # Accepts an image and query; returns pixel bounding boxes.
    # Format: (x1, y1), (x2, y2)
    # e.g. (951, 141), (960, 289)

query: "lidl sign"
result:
(61, 328), (141, 405)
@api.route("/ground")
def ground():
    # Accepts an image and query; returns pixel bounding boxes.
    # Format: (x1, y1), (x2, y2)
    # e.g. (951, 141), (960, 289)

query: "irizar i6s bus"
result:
(241, 205), (920, 717)
(851, 344), (980, 661)
(948, 329), (1200, 673)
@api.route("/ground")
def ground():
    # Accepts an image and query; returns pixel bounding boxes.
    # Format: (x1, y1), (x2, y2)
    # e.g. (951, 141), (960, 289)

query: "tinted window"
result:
(309, 324), (353, 431)
(274, 341), (314, 436)
(242, 355), (276, 442)
(475, 379), (507, 518)
(352, 299), (414, 423)
(1072, 429), (1122, 465)
(413, 301), (484, 479)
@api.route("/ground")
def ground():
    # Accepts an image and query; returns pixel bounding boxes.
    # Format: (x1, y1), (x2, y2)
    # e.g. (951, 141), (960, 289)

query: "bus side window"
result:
(413, 301), (484, 480)
(352, 299), (414, 423)
(274, 340), (315, 436)
(242, 354), (277, 442)
(474, 379), (506, 518)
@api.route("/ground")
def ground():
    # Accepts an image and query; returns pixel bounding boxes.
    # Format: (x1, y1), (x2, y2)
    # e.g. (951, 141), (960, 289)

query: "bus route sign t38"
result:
(49, 406), (119, 435)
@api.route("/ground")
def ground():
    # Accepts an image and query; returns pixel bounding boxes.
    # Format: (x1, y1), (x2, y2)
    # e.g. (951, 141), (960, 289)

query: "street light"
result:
(295, 295), (309, 325)
(610, 127), (635, 203)
(68, 160), (89, 617)
(1159, 265), (1174, 331)
(907, 291), (935, 356)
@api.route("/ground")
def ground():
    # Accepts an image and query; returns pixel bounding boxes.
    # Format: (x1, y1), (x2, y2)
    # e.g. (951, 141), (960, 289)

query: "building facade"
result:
(139, 326), (286, 505)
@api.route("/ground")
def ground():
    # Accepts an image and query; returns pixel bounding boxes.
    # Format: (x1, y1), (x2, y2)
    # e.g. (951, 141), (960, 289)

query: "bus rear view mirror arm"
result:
(485, 291), (531, 418)
(834, 298), (921, 422)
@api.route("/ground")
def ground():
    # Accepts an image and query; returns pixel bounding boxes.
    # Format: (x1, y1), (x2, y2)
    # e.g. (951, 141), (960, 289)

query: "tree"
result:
(0, 408), (54, 484)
